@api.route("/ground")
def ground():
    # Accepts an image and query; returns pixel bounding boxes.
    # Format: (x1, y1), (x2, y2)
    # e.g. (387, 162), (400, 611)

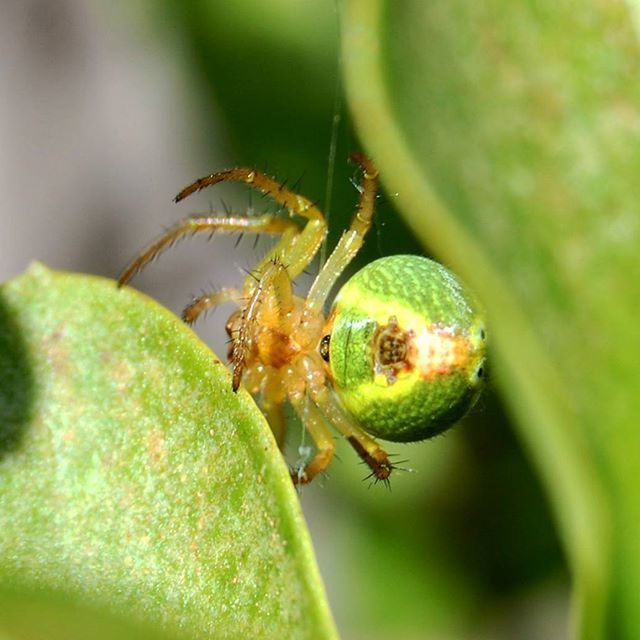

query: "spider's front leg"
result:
(120, 162), (332, 290)
(306, 153), (379, 311)
(118, 215), (299, 287)
(174, 165), (329, 289)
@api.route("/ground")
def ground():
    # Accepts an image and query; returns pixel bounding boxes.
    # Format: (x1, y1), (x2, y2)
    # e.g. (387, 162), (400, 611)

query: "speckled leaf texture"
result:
(0, 264), (337, 640)
(342, 2), (640, 639)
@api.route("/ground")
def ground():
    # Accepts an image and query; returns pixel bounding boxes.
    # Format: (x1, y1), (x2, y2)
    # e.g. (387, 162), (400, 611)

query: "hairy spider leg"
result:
(118, 215), (299, 287)
(306, 153), (379, 312)
(174, 166), (328, 290)
(311, 387), (392, 482)
(289, 394), (335, 485)
(182, 287), (243, 325)
(230, 259), (296, 391)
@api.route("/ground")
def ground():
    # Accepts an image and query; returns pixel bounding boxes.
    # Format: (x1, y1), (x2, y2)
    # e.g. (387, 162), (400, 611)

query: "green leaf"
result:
(0, 582), (177, 640)
(0, 264), (337, 640)
(343, 1), (640, 638)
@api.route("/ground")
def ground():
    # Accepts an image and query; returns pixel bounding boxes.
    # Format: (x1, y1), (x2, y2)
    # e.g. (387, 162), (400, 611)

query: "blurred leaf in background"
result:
(343, 1), (640, 639)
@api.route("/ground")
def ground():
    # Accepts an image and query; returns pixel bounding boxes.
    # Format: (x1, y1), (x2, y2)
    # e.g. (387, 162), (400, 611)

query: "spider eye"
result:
(319, 335), (331, 362)
(470, 363), (486, 386)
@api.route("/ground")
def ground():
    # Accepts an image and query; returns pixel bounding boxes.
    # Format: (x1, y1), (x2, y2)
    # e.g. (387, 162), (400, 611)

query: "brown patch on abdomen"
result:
(374, 317), (473, 384)
(374, 316), (415, 384)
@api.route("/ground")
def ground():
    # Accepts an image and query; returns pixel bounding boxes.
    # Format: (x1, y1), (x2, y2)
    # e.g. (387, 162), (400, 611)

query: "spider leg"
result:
(306, 153), (379, 311)
(118, 215), (298, 287)
(182, 287), (243, 325)
(289, 394), (335, 485)
(311, 387), (392, 482)
(251, 218), (325, 288)
(262, 399), (287, 450)
(231, 259), (294, 391)
(174, 166), (329, 287)
(175, 167), (324, 222)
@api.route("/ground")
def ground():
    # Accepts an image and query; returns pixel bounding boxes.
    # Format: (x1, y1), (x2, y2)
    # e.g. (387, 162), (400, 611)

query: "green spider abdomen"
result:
(327, 255), (486, 442)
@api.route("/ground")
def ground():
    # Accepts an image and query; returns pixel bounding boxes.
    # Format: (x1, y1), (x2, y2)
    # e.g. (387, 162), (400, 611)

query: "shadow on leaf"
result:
(0, 292), (34, 456)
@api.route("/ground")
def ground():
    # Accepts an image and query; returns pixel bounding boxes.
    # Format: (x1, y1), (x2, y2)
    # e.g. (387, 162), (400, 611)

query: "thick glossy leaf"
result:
(343, 2), (640, 639)
(0, 264), (337, 640)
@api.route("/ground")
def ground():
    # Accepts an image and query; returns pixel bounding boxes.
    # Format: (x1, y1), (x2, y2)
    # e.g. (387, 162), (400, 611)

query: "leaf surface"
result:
(0, 264), (337, 640)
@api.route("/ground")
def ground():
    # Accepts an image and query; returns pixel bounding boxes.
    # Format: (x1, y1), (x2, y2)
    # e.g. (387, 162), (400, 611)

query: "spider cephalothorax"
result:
(119, 155), (486, 484)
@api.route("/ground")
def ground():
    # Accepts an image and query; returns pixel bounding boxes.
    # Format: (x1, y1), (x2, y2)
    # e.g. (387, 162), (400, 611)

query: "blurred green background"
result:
(3, 0), (639, 638)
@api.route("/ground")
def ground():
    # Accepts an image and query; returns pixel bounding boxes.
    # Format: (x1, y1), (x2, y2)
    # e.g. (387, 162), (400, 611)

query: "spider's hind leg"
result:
(262, 398), (287, 451)
(311, 387), (393, 483)
(289, 394), (335, 485)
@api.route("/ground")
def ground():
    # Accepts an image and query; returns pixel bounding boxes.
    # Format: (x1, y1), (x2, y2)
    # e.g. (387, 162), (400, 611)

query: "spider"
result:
(118, 154), (487, 485)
